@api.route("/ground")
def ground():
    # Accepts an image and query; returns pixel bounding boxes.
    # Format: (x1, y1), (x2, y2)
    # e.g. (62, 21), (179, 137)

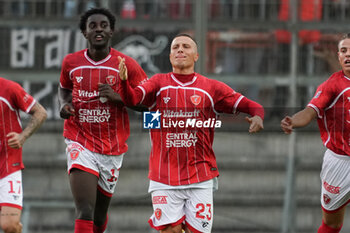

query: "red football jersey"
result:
(122, 72), (257, 186)
(308, 71), (350, 155)
(60, 48), (147, 155)
(0, 78), (36, 178)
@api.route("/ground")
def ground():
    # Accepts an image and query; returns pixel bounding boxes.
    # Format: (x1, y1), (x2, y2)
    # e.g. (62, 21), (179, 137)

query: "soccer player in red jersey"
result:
(281, 34), (350, 233)
(118, 34), (264, 233)
(0, 77), (47, 233)
(58, 8), (147, 233)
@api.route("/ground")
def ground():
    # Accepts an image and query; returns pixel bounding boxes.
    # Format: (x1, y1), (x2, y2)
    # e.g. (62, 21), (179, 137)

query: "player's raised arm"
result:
(117, 56), (144, 106)
(281, 107), (317, 134)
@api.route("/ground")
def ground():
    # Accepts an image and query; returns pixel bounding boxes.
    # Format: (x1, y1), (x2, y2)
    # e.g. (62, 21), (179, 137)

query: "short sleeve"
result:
(308, 80), (335, 118)
(59, 56), (73, 90)
(213, 80), (243, 114)
(10, 81), (35, 113)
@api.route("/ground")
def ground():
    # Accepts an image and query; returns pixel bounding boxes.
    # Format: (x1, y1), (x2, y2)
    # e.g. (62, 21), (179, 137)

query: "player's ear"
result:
(82, 31), (88, 39)
(194, 52), (199, 62)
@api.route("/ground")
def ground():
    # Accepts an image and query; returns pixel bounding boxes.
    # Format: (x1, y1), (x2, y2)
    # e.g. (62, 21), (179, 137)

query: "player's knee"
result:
(1, 220), (22, 233)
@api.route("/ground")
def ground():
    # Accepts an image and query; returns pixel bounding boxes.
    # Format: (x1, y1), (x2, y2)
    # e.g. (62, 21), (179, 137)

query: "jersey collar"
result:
(170, 73), (197, 86)
(84, 49), (112, 65)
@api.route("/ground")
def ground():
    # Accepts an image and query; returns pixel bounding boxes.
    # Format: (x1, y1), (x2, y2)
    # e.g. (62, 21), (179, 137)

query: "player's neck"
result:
(87, 47), (110, 62)
(172, 67), (195, 75)
(343, 69), (350, 78)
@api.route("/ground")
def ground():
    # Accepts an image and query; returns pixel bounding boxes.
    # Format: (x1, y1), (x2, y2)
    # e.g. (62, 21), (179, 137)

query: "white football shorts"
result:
(0, 170), (23, 210)
(65, 139), (124, 197)
(320, 149), (350, 212)
(149, 188), (213, 233)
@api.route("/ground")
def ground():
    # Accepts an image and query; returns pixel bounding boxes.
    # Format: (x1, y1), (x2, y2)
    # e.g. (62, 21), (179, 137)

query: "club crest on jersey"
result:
(163, 97), (171, 104)
(106, 75), (116, 86)
(190, 94), (201, 106)
(76, 76), (83, 83)
(323, 194), (331, 205)
(155, 208), (162, 220)
(70, 150), (80, 160)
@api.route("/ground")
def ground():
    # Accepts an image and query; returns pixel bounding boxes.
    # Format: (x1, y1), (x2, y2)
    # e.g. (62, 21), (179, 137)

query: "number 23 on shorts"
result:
(196, 203), (212, 220)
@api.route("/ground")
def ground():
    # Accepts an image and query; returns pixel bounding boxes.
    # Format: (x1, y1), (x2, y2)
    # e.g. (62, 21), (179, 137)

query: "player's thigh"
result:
(0, 206), (22, 230)
(160, 223), (183, 233)
(69, 169), (98, 207)
(184, 188), (213, 233)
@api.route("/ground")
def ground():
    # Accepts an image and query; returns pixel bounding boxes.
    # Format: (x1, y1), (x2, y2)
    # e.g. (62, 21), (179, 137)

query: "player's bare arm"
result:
(281, 107), (317, 134)
(58, 86), (75, 119)
(245, 115), (264, 133)
(7, 102), (47, 149)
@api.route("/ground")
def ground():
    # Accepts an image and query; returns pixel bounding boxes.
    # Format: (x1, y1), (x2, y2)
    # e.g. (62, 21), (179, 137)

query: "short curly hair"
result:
(79, 8), (116, 33)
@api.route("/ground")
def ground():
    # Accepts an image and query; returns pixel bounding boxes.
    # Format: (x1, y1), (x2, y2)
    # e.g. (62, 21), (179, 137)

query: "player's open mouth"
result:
(95, 35), (104, 41)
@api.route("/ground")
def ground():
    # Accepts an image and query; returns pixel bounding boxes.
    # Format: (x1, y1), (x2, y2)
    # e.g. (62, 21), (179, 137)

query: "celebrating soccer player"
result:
(281, 33), (350, 233)
(118, 34), (264, 233)
(58, 8), (147, 233)
(0, 77), (47, 233)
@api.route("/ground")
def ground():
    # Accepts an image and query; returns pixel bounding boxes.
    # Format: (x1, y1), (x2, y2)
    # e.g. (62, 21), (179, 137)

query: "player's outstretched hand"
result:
(281, 116), (293, 134)
(245, 116), (263, 133)
(7, 132), (25, 149)
(118, 56), (128, 81)
(60, 104), (75, 119)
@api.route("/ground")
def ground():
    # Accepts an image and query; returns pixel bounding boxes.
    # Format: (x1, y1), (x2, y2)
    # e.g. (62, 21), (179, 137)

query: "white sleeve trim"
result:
(307, 104), (322, 118)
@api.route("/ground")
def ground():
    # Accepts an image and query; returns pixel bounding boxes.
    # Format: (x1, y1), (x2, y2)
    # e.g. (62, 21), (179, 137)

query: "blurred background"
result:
(0, 0), (348, 232)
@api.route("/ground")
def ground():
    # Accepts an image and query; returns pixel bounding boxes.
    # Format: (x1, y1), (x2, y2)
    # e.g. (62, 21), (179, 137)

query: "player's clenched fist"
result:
(280, 116), (293, 134)
(118, 56), (128, 81)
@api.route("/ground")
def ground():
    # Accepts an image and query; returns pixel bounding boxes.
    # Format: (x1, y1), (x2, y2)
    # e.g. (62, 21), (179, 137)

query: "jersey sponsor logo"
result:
(106, 75), (116, 86)
(155, 208), (162, 220)
(323, 181), (340, 194)
(162, 110), (200, 118)
(143, 110), (161, 129)
(78, 90), (99, 98)
(166, 133), (198, 148)
(163, 97), (171, 104)
(152, 196), (168, 204)
(323, 194), (331, 204)
(190, 94), (201, 105)
(76, 76), (83, 83)
(78, 108), (111, 123)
